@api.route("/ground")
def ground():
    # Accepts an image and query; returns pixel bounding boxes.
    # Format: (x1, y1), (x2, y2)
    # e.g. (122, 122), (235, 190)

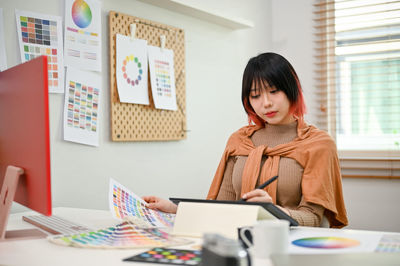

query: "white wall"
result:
(2, 0), (271, 210)
(2, 0), (399, 232)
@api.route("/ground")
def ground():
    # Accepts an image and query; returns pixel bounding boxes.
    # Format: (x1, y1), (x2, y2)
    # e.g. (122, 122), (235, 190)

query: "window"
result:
(314, 0), (400, 178)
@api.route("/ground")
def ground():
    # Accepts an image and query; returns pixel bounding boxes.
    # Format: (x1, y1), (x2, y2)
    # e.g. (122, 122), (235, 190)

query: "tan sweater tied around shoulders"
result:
(207, 118), (348, 228)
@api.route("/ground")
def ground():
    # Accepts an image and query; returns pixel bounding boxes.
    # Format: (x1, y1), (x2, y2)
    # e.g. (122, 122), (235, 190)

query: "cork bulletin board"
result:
(108, 11), (186, 141)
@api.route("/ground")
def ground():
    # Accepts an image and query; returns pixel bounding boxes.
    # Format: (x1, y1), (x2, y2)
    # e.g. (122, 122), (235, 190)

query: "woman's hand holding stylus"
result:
(241, 189), (273, 202)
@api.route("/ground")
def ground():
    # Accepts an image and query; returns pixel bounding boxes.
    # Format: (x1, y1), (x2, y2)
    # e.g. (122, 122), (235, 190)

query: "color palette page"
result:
(15, 10), (64, 93)
(375, 234), (400, 253)
(49, 221), (191, 249)
(116, 34), (149, 104)
(148, 45), (178, 111)
(289, 227), (383, 254)
(64, 0), (101, 72)
(63, 67), (101, 146)
(109, 178), (175, 228)
(0, 8), (7, 71)
(123, 247), (202, 265)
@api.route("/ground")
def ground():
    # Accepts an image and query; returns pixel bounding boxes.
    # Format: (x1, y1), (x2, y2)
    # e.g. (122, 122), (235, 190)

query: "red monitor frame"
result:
(0, 56), (51, 217)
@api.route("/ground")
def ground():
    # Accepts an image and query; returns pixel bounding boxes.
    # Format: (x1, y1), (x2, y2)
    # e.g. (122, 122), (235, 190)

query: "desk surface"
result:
(1, 207), (271, 266)
(1, 207), (399, 266)
(0, 207), (206, 266)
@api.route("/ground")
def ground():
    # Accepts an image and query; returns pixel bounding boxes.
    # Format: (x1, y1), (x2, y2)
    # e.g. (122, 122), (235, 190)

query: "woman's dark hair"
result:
(241, 52), (306, 126)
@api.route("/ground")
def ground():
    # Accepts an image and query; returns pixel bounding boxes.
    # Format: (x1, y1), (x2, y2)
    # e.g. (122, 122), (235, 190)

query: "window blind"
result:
(314, 0), (400, 178)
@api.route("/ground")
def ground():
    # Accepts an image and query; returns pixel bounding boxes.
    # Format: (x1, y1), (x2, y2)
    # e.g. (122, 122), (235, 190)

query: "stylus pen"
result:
(239, 175), (279, 201)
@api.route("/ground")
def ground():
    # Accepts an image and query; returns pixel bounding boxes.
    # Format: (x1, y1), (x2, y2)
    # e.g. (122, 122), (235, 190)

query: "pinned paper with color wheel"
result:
(116, 34), (149, 104)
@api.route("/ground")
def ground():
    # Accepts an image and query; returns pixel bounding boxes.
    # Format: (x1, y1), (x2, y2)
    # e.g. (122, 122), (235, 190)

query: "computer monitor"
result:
(0, 56), (51, 240)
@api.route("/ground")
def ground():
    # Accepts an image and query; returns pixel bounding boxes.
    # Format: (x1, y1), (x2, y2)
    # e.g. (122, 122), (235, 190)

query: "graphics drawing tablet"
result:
(169, 197), (299, 226)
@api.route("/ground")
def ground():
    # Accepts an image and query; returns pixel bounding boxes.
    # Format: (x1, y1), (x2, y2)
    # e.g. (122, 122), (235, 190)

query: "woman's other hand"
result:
(241, 189), (273, 202)
(142, 196), (178, 214)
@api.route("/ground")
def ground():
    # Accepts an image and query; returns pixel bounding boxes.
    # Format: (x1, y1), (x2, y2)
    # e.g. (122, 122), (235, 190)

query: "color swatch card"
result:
(64, 0), (102, 72)
(15, 10), (64, 93)
(63, 67), (101, 146)
(49, 221), (191, 249)
(123, 247), (202, 265)
(116, 34), (149, 104)
(109, 178), (175, 228)
(0, 8), (7, 71)
(375, 234), (400, 253)
(289, 227), (383, 254)
(148, 45), (177, 111)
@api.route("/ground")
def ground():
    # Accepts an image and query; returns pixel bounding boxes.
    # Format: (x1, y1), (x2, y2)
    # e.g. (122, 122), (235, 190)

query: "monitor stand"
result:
(0, 166), (47, 241)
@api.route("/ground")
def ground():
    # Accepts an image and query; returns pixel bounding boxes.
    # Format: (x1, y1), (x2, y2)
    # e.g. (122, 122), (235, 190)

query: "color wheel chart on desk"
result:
(289, 227), (387, 254)
(109, 179), (175, 228)
(15, 10), (64, 93)
(292, 237), (360, 249)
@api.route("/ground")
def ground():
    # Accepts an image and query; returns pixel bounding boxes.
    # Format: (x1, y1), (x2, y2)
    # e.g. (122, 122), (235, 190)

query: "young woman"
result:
(144, 53), (348, 228)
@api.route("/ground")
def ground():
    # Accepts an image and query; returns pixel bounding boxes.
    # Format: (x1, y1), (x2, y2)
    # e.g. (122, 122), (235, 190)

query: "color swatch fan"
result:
(49, 221), (191, 249)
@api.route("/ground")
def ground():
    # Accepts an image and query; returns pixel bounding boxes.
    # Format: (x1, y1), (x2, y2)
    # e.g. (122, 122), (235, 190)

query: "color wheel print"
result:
(72, 0), (92, 28)
(292, 237), (360, 249)
(122, 54), (143, 87)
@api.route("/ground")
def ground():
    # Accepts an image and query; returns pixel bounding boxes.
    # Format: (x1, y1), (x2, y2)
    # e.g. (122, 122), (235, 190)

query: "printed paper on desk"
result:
(0, 9), (7, 71)
(63, 67), (101, 146)
(148, 45), (177, 111)
(15, 10), (64, 93)
(64, 0), (102, 72)
(116, 34), (149, 104)
(109, 178), (175, 228)
(289, 227), (383, 254)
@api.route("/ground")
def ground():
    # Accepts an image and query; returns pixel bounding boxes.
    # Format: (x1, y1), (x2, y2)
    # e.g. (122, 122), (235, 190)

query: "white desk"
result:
(1, 208), (399, 266)
(0, 207), (271, 266)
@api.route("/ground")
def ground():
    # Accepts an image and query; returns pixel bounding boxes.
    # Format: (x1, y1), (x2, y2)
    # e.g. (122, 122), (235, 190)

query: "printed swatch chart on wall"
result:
(148, 45), (177, 111)
(64, 0), (101, 72)
(63, 67), (101, 146)
(109, 11), (187, 141)
(15, 10), (64, 93)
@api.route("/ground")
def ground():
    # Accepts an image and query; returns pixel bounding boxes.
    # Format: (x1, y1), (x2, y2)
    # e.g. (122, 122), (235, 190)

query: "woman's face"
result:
(249, 82), (295, 125)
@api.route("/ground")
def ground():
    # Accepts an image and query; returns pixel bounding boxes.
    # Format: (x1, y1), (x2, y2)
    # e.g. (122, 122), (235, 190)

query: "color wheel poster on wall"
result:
(116, 34), (149, 104)
(148, 45), (177, 111)
(63, 67), (101, 146)
(15, 10), (64, 93)
(64, 0), (101, 72)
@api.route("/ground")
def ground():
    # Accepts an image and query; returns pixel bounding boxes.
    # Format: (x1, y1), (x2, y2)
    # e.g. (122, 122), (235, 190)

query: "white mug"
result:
(239, 219), (289, 259)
